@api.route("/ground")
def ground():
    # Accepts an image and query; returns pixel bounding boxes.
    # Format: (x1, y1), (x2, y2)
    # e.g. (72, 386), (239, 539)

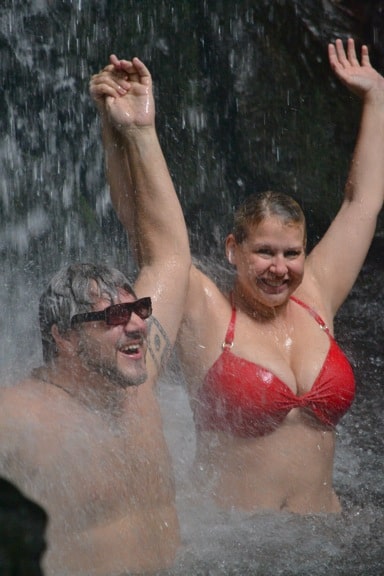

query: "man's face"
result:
(74, 289), (149, 388)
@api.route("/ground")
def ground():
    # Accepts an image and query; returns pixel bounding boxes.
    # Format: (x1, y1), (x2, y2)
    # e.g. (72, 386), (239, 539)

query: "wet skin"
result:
(0, 291), (180, 575)
(180, 218), (343, 513)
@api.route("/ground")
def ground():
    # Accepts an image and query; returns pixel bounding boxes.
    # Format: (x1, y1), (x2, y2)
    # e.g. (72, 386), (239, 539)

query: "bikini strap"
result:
(290, 295), (330, 335)
(222, 294), (330, 349)
(222, 292), (236, 349)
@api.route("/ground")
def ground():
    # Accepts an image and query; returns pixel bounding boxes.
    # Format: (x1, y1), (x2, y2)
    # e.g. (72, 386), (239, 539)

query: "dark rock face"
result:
(0, 1), (382, 265)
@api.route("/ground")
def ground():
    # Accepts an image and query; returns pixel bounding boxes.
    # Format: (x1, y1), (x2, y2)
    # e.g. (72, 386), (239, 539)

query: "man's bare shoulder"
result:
(0, 373), (77, 434)
(0, 372), (92, 479)
(1, 375), (51, 414)
(0, 378), (50, 477)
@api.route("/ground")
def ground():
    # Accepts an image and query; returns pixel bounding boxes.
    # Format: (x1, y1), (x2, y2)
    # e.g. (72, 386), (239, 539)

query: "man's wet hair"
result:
(39, 263), (136, 363)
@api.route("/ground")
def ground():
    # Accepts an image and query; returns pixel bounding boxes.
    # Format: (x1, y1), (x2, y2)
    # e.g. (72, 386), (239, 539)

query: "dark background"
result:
(1, 0), (383, 273)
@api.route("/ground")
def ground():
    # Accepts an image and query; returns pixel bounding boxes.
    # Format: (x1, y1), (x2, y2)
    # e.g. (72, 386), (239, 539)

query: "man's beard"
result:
(77, 336), (147, 389)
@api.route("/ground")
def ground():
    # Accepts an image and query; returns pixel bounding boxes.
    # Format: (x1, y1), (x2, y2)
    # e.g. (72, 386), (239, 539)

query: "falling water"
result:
(0, 1), (383, 574)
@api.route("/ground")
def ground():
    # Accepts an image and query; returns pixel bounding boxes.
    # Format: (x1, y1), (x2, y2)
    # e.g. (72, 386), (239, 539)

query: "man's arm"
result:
(90, 57), (191, 375)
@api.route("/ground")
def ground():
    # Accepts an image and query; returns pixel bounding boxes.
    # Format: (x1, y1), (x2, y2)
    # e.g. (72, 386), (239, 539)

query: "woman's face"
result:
(226, 216), (306, 309)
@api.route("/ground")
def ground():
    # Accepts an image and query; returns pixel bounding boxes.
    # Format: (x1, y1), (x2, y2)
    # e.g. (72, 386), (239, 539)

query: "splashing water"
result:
(0, 2), (383, 574)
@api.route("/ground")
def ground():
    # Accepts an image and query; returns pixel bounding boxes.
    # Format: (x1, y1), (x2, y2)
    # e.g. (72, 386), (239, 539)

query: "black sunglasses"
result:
(70, 297), (152, 327)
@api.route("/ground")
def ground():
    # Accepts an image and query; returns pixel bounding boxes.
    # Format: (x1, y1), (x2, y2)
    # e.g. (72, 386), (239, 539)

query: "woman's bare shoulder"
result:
(188, 258), (233, 315)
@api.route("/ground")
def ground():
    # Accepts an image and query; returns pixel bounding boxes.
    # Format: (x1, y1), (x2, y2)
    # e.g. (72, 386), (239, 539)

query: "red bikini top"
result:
(193, 296), (355, 438)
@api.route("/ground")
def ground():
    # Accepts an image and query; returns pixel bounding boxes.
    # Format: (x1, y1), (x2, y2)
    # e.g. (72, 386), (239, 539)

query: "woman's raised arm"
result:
(306, 38), (384, 316)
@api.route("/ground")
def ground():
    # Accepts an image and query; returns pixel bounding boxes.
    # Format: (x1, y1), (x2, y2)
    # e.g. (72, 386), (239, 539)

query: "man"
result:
(0, 57), (190, 575)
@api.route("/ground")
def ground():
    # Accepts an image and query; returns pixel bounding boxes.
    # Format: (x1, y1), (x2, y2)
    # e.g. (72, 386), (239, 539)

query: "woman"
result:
(91, 38), (384, 514)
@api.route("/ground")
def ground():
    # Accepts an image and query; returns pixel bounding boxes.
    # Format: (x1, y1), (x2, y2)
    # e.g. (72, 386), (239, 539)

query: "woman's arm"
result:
(90, 59), (141, 258)
(306, 38), (384, 316)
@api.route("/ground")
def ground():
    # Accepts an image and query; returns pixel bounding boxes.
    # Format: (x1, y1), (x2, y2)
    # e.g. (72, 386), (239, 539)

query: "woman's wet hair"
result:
(232, 191), (307, 245)
(39, 263), (136, 363)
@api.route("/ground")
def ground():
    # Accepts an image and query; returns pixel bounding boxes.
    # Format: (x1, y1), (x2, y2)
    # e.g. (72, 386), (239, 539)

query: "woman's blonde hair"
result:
(232, 191), (307, 246)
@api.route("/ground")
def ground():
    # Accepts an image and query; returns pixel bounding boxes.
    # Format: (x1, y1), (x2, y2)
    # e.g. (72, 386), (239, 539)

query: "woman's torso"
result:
(178, 266), (355, 513)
